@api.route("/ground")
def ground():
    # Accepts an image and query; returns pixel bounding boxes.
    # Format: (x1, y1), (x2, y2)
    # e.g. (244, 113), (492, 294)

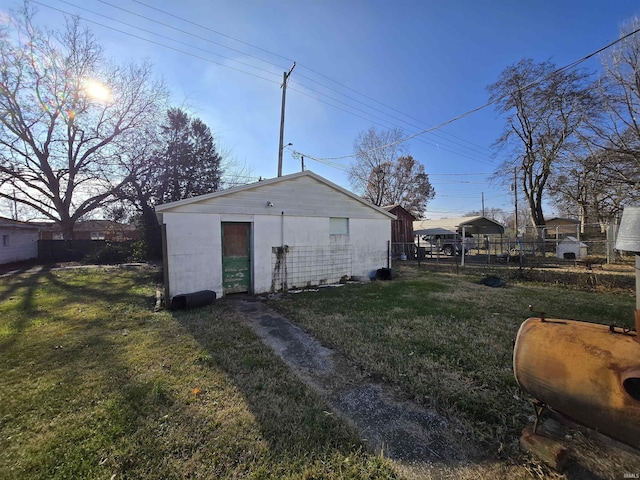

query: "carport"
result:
(413, 216), (505, 265)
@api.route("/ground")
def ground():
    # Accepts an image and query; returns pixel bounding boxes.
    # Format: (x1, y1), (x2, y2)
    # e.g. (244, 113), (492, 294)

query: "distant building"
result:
(545, 218), (580, 237)
(0, 217), (39, 264)
(38, 220), (138, 241)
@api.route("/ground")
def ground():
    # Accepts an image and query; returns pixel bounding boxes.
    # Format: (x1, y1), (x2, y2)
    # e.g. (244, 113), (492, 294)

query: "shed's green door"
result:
(222, 222), (251, 294)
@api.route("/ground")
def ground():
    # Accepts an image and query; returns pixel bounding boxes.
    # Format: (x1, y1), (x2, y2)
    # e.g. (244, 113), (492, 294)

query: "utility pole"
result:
(12, 189), (18, 221)
(513, 167), (518, 233)
(277, 62), (296, 177)
(481, 192), (485, 217)
(301, 155), (305, 172)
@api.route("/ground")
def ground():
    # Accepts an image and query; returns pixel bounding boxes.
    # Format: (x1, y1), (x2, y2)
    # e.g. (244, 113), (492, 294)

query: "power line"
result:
(293, 24), (640, 163)
(94, 0), (286, 71)
(287, 85), (493, 165)
(122, 0), (495, 157)
(37, 0), (493, 162)
(51, 0), (284, 80)
(132, 0), (294, 64)
(30, 1), (282, 85)
(30, 1), (640, 173)
(39, 0), (499, 162)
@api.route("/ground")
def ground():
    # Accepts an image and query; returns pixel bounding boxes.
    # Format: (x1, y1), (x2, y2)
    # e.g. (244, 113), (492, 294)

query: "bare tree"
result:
(588, 17), (640, 189)
(549, 150), (640, 232)
(0, 6), (167, 238)
(348, 126), (434, 217)
(487, 59), (599, 228)
(546, 19), (640, 231)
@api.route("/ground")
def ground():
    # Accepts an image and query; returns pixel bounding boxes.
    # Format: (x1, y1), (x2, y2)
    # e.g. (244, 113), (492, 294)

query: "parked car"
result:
(416, 232), (468, 256)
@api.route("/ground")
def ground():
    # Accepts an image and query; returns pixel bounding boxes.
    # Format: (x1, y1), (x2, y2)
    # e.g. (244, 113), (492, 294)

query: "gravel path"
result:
(226, 295), (469, 479)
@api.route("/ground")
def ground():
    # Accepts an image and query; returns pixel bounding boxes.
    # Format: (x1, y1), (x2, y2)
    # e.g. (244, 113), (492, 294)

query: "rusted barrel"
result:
(513, 317), (640, 449)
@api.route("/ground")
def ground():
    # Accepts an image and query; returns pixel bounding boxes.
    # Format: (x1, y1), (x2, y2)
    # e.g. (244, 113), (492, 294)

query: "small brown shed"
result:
(383, 205), (415, 258)
(383, 205), (415, 243)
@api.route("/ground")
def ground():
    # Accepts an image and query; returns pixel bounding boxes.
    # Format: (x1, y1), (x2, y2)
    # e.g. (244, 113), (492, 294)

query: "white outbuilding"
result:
(0, 217), (39, 264)
(156, 171), (395, 302)
(556, 235), (588, 259)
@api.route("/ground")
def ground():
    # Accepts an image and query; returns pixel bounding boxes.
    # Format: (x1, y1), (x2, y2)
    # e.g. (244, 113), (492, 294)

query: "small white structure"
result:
(0, 217), (39, 264)
(556, 236), (588, 259)
(156, 171), (395, 301)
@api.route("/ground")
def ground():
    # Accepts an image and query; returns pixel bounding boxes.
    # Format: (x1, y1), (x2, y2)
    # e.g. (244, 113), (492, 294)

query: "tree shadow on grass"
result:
(1, 277), (176, 479)
(1, 269), (392, 479)
(0, 268), (154, 353)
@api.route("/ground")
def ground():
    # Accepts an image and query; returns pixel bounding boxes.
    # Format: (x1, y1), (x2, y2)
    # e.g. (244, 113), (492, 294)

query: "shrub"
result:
(83, 242), (135, 264)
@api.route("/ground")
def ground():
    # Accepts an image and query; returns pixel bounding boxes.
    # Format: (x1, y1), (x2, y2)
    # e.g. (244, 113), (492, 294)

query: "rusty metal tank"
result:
(513, 316), (640, 449)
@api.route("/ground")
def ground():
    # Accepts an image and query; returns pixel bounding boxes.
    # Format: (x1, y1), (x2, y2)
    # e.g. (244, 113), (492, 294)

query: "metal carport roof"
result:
(413, 216), (505, 236)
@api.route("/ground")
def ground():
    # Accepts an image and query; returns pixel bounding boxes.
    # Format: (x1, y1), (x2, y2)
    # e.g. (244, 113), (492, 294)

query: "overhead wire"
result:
(29, 0), (282, 85)
(35, 0), (491, 162)
(133, 0), (494, 157)
(93, 0), (286, 71)
(287, 84), (493, 165)
(25, 0), (640, 214)
(50, 0), (284, 80)
(292, 24), (640, 162)
(32, 0), (639, 165)
(112, 0), (495, 158)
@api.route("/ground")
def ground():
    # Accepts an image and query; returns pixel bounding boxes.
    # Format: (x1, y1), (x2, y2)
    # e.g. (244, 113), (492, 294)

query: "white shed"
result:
(156, 171), (395, 301)
(0, 217), (39, 264)
(556, 236), (588, 259)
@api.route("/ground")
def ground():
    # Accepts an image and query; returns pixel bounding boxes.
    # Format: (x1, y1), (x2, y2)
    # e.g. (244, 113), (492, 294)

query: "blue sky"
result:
(4, 0), (640, 219)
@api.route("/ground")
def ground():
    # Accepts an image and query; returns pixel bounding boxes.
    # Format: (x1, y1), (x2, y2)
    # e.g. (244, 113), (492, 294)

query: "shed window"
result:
(2, 234), (9, 247)
(330, 217), (349, 235)
(91, 231), (105, 240)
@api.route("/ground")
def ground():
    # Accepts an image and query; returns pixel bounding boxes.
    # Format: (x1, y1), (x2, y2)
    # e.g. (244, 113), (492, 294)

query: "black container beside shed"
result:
(375, 268), (395, 280)
(171, 290), (216, 310)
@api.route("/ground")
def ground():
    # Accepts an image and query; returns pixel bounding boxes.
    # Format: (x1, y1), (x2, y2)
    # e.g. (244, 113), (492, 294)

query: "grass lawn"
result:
(269, 265), (638, 463)
(0, 266), (397, 479)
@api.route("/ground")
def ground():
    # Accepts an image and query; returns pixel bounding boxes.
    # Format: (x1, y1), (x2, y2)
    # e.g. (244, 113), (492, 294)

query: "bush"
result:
(82, 242), (135, 264)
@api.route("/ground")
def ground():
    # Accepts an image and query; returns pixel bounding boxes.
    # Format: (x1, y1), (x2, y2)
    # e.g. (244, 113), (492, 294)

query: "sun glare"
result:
(82, 79), (111, 102)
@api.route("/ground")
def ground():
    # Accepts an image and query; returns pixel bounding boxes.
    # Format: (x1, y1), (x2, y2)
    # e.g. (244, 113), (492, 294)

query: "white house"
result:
(155, 171), (395, 301)
(0, 217), (39, 264)
(556, 236), (588, 259)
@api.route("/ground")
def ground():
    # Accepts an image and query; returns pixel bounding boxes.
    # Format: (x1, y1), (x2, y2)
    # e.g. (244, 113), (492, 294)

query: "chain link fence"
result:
(392, 222), (631, 268)
(270, 244), (387, 292)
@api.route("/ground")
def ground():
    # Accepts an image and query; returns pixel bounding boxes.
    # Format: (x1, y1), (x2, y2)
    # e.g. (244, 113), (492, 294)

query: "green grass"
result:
(0, 266), (398, 479)
(270, 265), (637, 460)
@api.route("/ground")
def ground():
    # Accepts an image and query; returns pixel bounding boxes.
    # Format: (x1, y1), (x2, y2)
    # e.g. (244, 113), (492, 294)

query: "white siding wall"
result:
(164, 213), (221, 298)
(164, 175), (386, 219)
(349, 218), (390, 274)
(0, 228), (38, 264)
